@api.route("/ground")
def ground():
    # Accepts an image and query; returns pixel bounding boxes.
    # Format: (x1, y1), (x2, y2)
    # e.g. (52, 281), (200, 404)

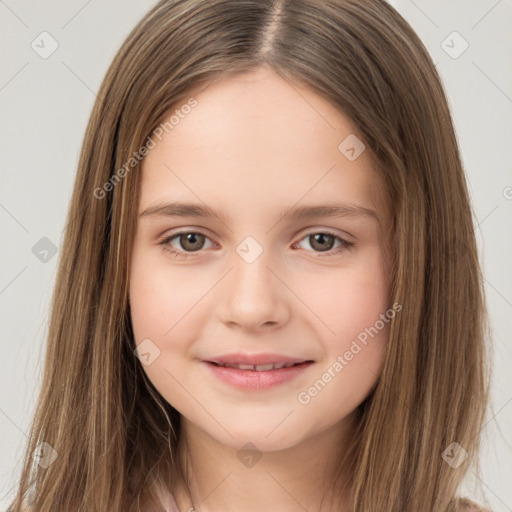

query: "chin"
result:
(198, 419), (309, 453)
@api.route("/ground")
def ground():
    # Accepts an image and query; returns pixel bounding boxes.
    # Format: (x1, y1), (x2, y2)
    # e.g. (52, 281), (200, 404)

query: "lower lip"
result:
(202, 361), (313, 390)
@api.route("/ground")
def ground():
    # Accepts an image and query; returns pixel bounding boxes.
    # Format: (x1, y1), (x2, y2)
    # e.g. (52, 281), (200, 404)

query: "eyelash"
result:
(158, 230), (354, 259)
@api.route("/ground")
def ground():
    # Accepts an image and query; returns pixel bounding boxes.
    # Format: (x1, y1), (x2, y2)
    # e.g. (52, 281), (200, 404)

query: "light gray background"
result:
(1, 1), (511, 510)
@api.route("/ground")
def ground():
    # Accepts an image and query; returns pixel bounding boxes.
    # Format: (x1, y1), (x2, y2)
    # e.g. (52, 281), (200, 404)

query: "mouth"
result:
(202, 356), (315, 390)
(206, 361), (312, 371)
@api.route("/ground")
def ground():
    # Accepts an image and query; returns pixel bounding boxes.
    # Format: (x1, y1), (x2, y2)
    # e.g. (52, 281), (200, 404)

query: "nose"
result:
(218, 248), (290, 332)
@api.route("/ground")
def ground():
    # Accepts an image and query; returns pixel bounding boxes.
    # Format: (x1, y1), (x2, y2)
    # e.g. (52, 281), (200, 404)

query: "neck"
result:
(169, 413), (358, 512)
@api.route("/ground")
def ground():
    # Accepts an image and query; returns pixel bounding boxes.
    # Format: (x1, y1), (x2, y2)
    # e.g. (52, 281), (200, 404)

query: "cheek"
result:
(301, 251), (390, 343)
(299, 251), (390, 398)
(129, 240), (203, 332)
(129, 247), (199, 369)
(295, 277), (390, 422)
(129, 247), (233, 405)
(129, 256), (207, 410)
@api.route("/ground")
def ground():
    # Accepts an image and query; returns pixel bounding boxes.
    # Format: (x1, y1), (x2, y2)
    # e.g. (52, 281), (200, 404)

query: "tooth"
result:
(255, 364), (274, 371)
(218, 363), (296, 371)
(237, 364), (255, 370)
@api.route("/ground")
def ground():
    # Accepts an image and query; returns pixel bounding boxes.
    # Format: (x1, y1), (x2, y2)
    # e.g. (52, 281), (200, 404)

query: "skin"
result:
(129, 65), (393, 512)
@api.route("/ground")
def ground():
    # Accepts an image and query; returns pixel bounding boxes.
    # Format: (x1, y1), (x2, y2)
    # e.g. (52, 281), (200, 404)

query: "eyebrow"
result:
(139, 201), (378, 223)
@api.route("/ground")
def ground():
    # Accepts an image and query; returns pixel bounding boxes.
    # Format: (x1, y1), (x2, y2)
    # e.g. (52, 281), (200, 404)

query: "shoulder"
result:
(455, 497), (492, 512)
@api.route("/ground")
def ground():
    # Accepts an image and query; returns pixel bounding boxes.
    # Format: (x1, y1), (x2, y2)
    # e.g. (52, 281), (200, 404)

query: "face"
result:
(129, 65), (393, 452)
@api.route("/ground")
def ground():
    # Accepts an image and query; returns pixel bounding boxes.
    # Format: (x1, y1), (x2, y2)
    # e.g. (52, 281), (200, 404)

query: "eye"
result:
(158, 229), (354, 259)
(158, 231), (215, 259)
(293, 231), (354, 257)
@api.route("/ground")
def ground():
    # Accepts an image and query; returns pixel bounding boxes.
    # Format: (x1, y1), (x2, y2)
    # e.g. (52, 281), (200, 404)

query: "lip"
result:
(202, 357), (314, 390)
(204, 353), (312, 366)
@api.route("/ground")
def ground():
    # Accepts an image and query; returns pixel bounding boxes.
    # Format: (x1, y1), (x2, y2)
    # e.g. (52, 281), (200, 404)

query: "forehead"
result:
(139, 67), (389, 225)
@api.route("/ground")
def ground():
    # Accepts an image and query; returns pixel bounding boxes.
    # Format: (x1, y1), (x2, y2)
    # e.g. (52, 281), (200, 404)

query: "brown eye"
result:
(177, 232), (206, 252)
(295, 231), (353, 257)
(159, 231), (214, 258)
(308, 233), (336, 252)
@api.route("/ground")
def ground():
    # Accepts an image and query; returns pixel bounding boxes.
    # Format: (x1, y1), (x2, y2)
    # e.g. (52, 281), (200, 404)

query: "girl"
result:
(8, 1), (491, 511)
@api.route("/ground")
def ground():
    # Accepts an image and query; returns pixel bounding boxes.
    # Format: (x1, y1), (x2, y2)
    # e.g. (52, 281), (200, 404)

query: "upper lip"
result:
(204, 353), (314, 365)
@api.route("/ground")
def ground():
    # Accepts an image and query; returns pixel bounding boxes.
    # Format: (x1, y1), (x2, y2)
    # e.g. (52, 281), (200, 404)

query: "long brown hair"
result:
(8, 0), (490, 511)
